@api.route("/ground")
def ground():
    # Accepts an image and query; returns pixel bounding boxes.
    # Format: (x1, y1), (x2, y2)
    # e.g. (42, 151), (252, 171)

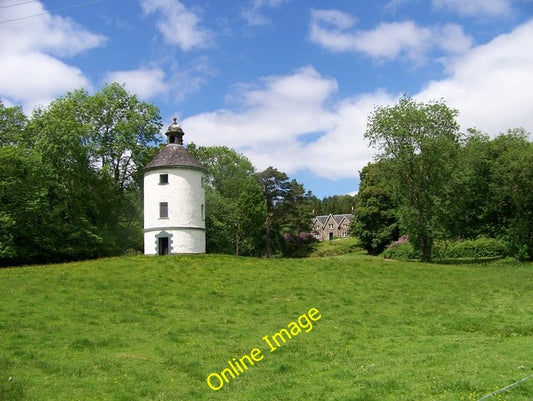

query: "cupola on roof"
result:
(143, 119), (205, 172)
(166, 117), (184, 145)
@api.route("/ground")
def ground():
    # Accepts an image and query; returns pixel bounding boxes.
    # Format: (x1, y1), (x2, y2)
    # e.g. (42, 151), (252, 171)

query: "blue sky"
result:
(1, 0), (532, 197)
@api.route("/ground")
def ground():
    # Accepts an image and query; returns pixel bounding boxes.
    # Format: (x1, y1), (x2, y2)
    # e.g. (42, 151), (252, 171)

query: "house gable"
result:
(311, 213), (354, 241)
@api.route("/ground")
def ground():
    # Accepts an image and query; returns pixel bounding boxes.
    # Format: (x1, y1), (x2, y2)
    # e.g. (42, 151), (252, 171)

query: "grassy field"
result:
(0, 251), (532, 400)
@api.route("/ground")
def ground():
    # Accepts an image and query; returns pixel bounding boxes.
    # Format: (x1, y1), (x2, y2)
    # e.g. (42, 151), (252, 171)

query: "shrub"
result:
(381, 237), (509, 261)
(433, 238), (509, 259)
(282, 233), (317, 258)
(381, 237), (420, 260)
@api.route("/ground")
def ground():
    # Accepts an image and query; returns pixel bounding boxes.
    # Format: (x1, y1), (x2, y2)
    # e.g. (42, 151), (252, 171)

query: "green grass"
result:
(0, 254), (532, 400)
(310, 237), (364, 257)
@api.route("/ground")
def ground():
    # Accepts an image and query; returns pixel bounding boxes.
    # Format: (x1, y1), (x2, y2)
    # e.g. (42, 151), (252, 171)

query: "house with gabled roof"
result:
(311, 214), (354, 241)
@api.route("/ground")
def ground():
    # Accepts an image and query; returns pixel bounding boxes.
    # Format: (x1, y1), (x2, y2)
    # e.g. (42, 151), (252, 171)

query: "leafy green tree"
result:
(21, 83), (162, 260)
(489, 129), (533, 260)
(82, 83), (163, 191)
(234, 179), (266, 256)
(446, 130), (495, 239)
(0, 147), (50, 265)
(352, 163), (399, 255)
(202, 189), (236, 254)
(82, 83), (162, 252)
(448, 129), (533, 260)
(365, 96), (461, 262)
(0, 100), (28, 147)
(187, 144), (265, 255)
(27, 96), (111, 259)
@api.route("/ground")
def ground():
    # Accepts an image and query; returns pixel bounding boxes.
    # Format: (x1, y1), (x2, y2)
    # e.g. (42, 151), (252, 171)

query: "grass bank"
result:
(0, 254), (532, 400)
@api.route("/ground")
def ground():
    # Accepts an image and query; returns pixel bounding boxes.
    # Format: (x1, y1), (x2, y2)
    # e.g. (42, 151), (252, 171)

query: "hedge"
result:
(381, 237), (509, 261)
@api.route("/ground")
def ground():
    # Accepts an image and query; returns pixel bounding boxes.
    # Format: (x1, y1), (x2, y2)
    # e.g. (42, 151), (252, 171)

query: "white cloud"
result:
(0, 2), (106, 57)
(183, 66), (337, 146)
(0, 52), (90, 112)
(182, 66), (395, 179)
(434, 24), (474, 54)
(182, 18), (533, 182)
(104, 64), (209, 103)
(287, 90), (395, 179)
(241, 0), (286, 26)
(104, 68), (167, 100)
(433, 0), (513, 17)
(0, 1), (105, 113)
(417, 18), (533, 135)
(140, 0), (212, 51)
(355, 21), (433, 60)
(310, 9), (472, 61)
(384, 0), (415, 11)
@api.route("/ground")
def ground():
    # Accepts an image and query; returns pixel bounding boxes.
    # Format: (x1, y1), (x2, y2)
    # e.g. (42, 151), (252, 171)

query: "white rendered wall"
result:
(144, 167), (205, 254)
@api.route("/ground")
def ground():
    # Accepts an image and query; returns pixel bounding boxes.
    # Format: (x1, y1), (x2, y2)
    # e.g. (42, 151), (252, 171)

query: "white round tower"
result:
(143, 119), (206, 254)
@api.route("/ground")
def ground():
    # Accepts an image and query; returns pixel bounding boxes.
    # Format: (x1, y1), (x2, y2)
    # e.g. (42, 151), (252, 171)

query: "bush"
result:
(282, 233), (317, 258)
(381, 237), (419, 260)
(433, 238), (509, 259)
(381, 237), (509, 261)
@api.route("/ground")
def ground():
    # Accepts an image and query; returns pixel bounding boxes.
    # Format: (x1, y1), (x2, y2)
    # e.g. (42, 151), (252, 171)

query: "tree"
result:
(82, 83), (162, 252)
(187, 145), (265, 255)
(0, 147), (51, 265)
(489, 129), (533, 260)
(365, 96), (461, 262)
(352, 163), (399, 255)
(279, 180), (316, 257)
(448, 129), (533, 260)
(82, 83), (162, 191)
(27, 94), (107, 260)
(0, 100), (27, 147)
(445, 130), (495, 239)
(256, 167), (291, 258)
(20, 83), (162, 261)
(233, 178), (266, 256)
(313, 195), (356, 216)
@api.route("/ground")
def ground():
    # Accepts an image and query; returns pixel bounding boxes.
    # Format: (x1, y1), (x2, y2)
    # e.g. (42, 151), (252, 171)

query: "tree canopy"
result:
(6, 89), (530, 264)
(361, 96), (533, 261)
(0, 84), (162, 265)
(187, 144), (265, 256)
(365, 96), (461, 261)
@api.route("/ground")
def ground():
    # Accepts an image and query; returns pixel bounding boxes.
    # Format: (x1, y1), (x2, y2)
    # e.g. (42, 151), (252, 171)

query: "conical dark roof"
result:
(144, 144), (206, 172)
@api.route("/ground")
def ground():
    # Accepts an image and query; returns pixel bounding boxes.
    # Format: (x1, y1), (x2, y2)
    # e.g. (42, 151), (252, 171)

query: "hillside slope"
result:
(1, 254), (532, 400)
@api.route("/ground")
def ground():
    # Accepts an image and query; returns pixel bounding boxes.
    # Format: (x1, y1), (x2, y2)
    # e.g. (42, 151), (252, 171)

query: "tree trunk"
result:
(419, 235), (433, 262)
(265, 217), (271, 258)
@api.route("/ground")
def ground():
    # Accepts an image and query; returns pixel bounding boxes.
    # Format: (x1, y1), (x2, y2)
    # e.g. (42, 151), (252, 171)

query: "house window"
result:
(159, 202), (168, 218)
(328, 224), (333, 229)
(159, 174), (169, 184)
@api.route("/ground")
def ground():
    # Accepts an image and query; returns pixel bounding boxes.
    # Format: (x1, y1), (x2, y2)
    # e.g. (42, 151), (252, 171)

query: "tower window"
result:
(159, 174), (169, 184)
(201, 204), (205, 220)
(159, 202), (168, 218)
